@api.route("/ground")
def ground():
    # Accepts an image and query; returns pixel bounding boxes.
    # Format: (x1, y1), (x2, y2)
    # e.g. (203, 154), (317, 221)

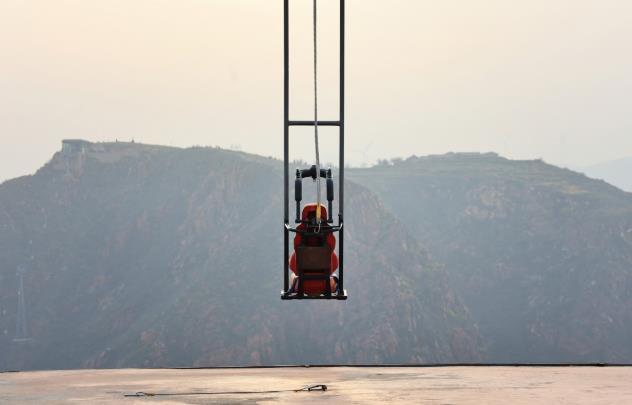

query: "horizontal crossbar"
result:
(288, 120), (341, 127)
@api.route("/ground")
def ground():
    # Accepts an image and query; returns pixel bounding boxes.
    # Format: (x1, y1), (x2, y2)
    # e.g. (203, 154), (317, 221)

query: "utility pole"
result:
(13, 266), (32, 343)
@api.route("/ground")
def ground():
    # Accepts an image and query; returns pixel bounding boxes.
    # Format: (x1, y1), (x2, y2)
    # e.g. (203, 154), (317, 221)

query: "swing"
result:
(281, 0), (347, 300)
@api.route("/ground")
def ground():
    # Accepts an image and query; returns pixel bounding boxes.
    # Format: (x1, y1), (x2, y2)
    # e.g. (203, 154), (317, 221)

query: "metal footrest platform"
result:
(281, 290), (348, 300)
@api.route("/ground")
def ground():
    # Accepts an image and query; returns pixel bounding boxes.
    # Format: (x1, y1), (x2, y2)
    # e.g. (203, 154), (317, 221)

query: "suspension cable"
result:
(313, 0), (322, 222)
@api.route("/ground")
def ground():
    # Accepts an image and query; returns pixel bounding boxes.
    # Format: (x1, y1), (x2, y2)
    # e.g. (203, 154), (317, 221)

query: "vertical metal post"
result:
(283, 0), (290, 293)
(338, 0), (345, 294)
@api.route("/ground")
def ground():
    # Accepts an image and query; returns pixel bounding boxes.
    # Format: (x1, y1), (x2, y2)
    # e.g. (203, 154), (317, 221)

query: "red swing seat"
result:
(289, 204), (339, 297)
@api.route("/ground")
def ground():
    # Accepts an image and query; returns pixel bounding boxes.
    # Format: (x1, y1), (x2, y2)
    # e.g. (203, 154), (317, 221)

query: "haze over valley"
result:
(2, 140), (631, 370)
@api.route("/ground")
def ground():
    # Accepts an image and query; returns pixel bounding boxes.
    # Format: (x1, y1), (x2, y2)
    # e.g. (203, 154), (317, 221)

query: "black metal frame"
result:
(281, 0), (347, 300)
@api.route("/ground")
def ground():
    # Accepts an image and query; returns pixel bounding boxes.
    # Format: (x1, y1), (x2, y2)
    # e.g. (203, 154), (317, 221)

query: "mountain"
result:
(350, 153), (632, 363)
(580, 157), (632, 193)
(4, 143), (632, 369)
(0, 141), (481, 371)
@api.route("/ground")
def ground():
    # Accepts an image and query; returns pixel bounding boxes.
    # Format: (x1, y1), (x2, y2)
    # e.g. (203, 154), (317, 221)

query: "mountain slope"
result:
(351, 153), (632, 362)
(580, 157), (632, 193)
(0, 141), (481, 370)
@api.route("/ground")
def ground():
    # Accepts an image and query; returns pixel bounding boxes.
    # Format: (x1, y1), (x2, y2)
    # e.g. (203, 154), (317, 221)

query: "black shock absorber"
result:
(326, 168), (334, 223)
(295, 169), (302, 223)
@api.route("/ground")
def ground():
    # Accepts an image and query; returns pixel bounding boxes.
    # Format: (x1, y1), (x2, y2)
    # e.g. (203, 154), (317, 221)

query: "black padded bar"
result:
(298, 166), (329, 180)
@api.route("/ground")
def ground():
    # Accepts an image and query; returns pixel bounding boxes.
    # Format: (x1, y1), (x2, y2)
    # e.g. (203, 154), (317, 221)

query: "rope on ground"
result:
(123, 384), (327, 397)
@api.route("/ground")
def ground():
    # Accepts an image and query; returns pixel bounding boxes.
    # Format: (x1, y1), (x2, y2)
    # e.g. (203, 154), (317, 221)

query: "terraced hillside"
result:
(351, 153), (632, 362)
(0, 141), (480, 370)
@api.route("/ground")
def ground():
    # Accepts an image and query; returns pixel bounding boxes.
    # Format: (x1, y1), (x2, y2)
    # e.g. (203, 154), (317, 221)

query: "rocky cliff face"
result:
(5, 144), (630, 369)
(351, 154), (632, 362)
(0, 142), (481, 370)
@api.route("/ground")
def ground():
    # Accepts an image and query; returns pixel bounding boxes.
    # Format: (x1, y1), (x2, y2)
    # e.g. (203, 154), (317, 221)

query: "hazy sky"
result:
(1, 0), (632, 183)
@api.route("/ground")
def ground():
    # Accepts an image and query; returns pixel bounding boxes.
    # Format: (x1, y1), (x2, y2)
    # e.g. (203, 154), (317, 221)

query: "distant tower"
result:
(13, 267), (32, 343)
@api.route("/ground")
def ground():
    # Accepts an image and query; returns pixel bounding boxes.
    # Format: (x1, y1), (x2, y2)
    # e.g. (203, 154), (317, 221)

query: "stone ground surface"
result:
(1, 366), (631, 404)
